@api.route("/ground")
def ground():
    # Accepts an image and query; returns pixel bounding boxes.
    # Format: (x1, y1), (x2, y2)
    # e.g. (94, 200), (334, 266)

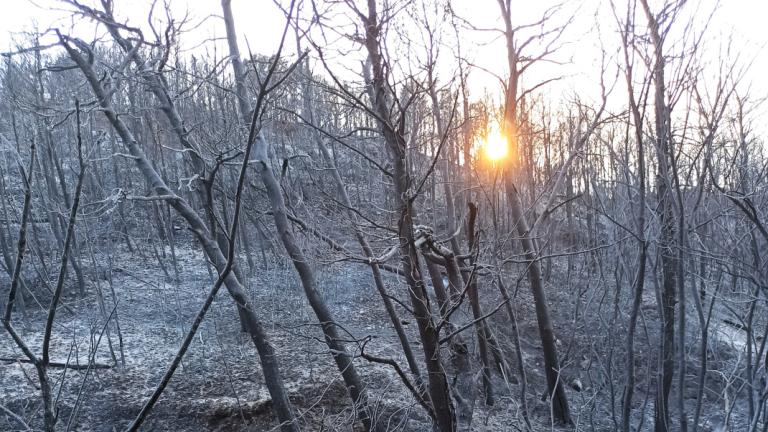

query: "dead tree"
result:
(221, 1), (380, 430)
(612, 1), (650, 429)
(637, 1), (682, 429)
(354, 1), (457, 429)
(58, 32), (298, 431)
(495, 0), (572, 423)
(2, 101), (86, 432)
(289, 28), (425, 392)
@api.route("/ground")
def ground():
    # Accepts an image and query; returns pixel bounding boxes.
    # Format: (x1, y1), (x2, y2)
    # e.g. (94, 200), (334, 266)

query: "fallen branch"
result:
(0, 358), (114, 370)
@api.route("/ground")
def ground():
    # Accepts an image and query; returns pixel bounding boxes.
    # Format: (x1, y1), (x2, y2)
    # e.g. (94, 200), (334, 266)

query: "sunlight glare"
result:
(484, 130), (509, 162)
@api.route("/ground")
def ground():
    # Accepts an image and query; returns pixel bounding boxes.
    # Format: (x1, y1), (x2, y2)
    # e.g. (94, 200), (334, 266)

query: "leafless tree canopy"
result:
(1, 1), (766, 431)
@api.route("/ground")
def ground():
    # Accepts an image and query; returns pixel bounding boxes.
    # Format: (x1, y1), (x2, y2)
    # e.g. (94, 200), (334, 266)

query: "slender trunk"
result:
(297, 42), (423, 389)
(256, 142), (379, 430)
(498, 276), (531, 428)
(60, 37), (297, 431)
(393, 182), (456, 432)
(620, 10), (649, 426)
(428, 77), (460, 254)
(496, 0), (571, 422)
(222, 1), (378, 429)
(466, 203), (494, 406)
(638, 2), (678, 429)
(361, 2), (456, 429)
(504, 181), (571, 424)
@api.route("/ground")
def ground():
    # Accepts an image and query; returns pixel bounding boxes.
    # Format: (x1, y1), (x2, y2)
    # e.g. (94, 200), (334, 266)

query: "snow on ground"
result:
(1, 241), (758, 431)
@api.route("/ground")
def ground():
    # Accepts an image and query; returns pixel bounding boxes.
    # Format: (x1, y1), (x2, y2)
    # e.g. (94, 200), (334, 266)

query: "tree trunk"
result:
(504, 180), (572, 424)
(466, 203), (494, 406)
(638, 2), (678, 430)
(222, 2), (378, 430)
(60, 37), (298, 431)
(360, 2), (456, 429)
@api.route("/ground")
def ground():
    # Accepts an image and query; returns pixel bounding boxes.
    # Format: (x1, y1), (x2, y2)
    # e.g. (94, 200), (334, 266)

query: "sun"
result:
(483, 130), (509, 161)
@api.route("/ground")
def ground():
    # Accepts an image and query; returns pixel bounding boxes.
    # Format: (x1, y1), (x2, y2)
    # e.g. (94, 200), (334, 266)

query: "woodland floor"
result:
(0, 236), (755, 431)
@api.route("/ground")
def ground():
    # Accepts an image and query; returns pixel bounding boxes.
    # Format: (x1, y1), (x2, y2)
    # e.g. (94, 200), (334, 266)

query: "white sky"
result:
(1, 0), (767, 134)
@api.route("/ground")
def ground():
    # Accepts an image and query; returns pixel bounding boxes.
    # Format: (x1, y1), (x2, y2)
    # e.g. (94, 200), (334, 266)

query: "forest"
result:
(0, 0), (766, 431)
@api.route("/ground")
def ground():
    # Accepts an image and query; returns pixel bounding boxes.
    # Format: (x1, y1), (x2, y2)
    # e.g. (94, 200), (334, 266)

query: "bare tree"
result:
(57, 22), (298, 430)
(222, 1), (381, 430)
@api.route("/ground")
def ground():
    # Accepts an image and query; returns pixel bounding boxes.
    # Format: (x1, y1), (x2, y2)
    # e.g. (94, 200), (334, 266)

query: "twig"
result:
(358, 337), (435, 419)
(0, 403), (31, 431)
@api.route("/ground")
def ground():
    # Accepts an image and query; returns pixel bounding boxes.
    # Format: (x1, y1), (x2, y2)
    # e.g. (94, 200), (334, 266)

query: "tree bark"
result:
(222, 2), (378, 430)
(638, 2), (678, 430)
(360, 1), (457, 429)
(60, 36), (297, 431)
(496, 0), (571, 423)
